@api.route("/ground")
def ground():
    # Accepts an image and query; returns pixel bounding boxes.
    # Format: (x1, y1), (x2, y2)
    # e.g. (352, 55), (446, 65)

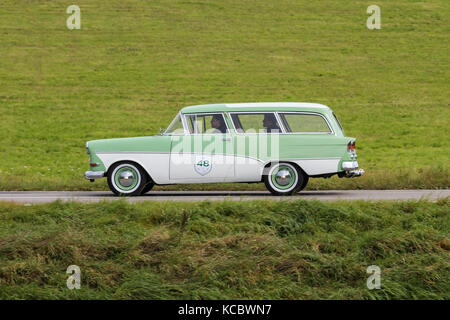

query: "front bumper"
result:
(85, 171), (105, 180)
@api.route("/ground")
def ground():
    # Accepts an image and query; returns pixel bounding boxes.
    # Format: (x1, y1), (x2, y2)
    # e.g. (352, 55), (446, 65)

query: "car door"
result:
(230, 112), (282, 181)
(169, 113), (235, 181)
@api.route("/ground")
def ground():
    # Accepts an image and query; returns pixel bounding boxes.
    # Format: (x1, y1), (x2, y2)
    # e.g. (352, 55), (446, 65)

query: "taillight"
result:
(348, 141), (356, 152)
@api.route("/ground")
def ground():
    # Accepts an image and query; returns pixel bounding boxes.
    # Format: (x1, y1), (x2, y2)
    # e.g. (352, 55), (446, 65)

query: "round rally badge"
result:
(194, 156), (212, 176)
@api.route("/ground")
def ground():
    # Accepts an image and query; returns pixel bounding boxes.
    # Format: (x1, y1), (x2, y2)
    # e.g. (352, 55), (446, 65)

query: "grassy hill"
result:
(0, 0), (449, 190)
(0, 199), (448, 299)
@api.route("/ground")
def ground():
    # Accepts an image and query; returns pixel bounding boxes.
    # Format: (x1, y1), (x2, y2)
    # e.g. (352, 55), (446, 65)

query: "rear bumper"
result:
(344, 169), (365, 177)
(342, 161), (359, 171)
(340, 161), (364, 178)
(84, 171), (105, 180)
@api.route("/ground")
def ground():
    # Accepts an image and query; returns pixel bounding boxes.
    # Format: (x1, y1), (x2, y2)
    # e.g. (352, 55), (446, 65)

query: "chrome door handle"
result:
(222, 137), (232, 141)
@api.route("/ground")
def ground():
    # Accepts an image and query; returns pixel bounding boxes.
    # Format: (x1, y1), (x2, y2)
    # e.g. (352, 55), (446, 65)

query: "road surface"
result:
(0, 190), (448, 203)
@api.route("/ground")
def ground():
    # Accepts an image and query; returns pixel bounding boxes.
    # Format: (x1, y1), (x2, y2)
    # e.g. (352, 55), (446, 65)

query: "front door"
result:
(169, 113), (235, 181)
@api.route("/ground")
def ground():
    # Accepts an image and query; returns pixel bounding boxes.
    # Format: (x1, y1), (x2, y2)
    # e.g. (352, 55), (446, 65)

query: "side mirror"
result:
(158, 128), (163, 135)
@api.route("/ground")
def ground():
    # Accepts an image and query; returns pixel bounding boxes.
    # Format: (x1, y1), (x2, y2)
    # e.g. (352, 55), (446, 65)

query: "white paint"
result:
(292, 159), (340, 175)
(169, 153), (235, 181)
(97, 153), (170, 184)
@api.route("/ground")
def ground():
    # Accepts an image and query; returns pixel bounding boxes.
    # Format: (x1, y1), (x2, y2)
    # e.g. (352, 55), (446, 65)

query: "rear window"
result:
(279, 113), (331, 133)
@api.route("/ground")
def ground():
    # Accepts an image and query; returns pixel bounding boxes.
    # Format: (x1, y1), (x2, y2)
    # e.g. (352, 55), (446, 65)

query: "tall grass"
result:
(0, 198), (448, 299)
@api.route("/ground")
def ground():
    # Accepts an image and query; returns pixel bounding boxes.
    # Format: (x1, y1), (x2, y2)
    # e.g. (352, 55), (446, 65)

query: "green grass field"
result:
(0, 199), (448, 299)
(0, 0), (449, 191)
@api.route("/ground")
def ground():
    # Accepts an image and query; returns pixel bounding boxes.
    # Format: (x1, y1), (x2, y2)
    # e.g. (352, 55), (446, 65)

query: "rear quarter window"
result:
(279, 113), (331, 133)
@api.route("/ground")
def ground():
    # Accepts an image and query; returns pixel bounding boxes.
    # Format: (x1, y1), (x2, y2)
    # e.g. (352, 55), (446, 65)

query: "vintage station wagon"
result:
(85, 103), (364, 196)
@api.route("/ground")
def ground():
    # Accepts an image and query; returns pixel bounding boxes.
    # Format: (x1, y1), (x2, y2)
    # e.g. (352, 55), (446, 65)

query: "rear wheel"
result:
(107, 162), (147, 196)
(297, 175), (309, 192)
(264, 163), (306, 196)
(140, 181), (155, 195)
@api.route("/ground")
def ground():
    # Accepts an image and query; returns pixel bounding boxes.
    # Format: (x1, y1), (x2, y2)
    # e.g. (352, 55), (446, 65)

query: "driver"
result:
(210, 115), (227, 133)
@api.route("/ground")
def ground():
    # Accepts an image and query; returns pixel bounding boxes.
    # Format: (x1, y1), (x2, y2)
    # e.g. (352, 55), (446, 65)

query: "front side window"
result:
(164, 114), (185, 135)
(279, 113), (331, 133)
(231, 113), (281, 133)
(185, 113), (228, 134)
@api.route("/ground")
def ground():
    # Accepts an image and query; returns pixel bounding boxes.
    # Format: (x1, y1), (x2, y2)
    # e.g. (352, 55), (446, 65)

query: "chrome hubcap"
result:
(275, 169), (292, 186)
(118, 170), (135, 187)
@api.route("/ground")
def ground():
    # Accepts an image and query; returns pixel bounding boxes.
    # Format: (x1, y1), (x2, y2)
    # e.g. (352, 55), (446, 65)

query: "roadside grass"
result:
(2, 166), (448, 191)
(0, 198), (448, 299)
(0, 0), (449, 190)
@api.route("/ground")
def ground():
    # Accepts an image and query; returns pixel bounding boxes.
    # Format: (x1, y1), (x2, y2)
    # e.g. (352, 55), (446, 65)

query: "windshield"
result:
(164, 114), (185, 135)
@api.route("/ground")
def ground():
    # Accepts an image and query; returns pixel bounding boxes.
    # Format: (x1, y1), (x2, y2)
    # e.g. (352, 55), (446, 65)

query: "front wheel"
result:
(264, 163), (307, 196)
(107, 162), (148, 196)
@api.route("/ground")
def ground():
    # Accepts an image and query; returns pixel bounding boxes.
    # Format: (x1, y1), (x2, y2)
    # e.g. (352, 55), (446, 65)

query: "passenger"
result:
(263, 114), (280, 133)
(210, 115), (227, 133)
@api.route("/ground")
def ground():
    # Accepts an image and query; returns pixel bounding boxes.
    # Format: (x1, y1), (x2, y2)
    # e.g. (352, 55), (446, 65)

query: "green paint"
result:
(87, 104), (355, 173)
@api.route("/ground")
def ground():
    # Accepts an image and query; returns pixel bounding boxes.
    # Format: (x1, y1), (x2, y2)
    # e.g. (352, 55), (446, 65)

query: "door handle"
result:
(222, 137), (232, 141)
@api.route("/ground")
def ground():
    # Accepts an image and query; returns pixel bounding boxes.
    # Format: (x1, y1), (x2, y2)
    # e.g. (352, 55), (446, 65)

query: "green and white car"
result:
(85, 103), (364, 196)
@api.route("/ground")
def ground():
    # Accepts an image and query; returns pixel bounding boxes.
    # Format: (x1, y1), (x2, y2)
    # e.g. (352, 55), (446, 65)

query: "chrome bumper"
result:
(84, 171), (105, 180)
(341, 161), (364, 178)
(342, 161), (359, 171)
(344, 169), (365, 178)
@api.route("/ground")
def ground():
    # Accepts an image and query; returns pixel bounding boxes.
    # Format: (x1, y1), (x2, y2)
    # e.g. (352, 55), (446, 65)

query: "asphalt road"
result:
(0, 190), (448, 203)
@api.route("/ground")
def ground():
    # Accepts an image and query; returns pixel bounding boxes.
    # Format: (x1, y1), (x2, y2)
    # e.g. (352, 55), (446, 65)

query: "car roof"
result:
(180, 102), (331, 114)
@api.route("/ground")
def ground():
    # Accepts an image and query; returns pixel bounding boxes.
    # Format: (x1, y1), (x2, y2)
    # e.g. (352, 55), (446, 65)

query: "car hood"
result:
(86, 136), (170, 153)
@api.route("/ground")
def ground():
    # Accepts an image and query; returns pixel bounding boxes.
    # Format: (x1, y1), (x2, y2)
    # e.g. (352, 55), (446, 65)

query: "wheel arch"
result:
(262, 160), (308, 178)
(107, 160), (153, 183)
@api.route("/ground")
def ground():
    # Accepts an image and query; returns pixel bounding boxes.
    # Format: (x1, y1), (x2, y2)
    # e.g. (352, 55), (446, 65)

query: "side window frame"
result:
(277, 112), (334, 135)
(183, 112), (230, 135)
(229, 112), (285, 134)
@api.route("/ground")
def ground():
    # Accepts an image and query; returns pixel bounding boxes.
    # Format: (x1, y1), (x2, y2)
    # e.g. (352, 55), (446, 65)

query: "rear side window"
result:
(279, 113), (331, 133)
(231, 113), (281, 133)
